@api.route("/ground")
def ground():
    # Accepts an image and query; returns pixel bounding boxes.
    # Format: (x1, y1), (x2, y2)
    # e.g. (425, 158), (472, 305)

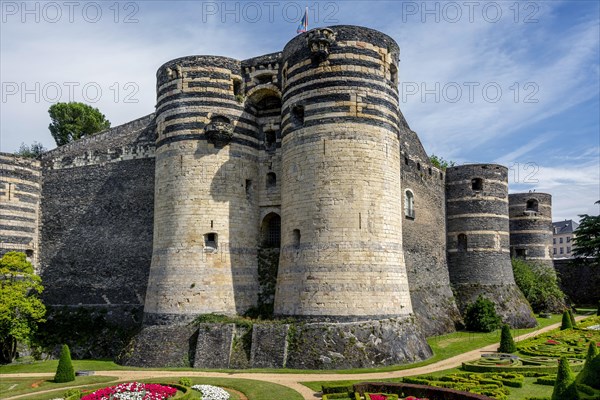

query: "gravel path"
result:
(1, 319), (575, 400)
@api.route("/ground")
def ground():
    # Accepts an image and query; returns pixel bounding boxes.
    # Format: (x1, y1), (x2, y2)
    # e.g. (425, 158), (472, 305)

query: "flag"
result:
(297, 7), (308, 34)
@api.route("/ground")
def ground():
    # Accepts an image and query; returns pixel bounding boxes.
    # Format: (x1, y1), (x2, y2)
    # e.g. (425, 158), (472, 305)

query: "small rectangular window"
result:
(205, 233), (218, 249)
(553, 248), (556, 255)
(560, 237), (563, 244)
(560, 247), (564, 254)
(553, 238), (556, 244)
(566, 237), (570, 243)
(567, 246), (571, 253)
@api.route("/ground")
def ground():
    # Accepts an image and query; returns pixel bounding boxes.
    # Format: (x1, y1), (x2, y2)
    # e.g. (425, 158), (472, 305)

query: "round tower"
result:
(274, 26), (412, 320)
(144, 56), (260, 324)
(508, 193), (553, 266)
(445, 164), (536, 327)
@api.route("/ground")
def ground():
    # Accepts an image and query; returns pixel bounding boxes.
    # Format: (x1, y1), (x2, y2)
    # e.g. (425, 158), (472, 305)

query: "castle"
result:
(0, 26), (555, 369)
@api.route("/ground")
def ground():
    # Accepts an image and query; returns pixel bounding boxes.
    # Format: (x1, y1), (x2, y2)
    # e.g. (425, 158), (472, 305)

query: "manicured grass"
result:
(0, 375), (115, 399)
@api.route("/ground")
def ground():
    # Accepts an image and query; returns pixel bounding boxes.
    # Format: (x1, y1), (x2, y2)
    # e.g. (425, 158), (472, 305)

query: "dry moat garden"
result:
(1, 312), (599, 400)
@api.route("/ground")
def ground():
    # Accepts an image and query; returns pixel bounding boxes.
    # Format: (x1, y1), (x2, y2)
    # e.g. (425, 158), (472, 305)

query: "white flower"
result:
(191, 384), (230, 400)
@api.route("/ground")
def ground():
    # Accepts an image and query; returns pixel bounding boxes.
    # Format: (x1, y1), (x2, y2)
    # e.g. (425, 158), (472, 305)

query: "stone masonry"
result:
(0, 25), (549, 367)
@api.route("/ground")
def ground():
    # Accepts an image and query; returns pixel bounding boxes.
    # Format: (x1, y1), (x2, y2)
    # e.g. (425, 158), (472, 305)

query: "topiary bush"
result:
(498, 324), (517, 353)
(576, 341), (600, 390)
(569, 309), (577, 327)
(551, 356), (579, 400)
(54, 344), (75, 383)
(561, 311), (573, 330)
(179, 377), (192, 387)
(465, 295), (502, 332)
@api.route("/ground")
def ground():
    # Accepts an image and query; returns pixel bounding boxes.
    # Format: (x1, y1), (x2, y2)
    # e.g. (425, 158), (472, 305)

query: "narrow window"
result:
(471, 178), (483, 191)
(553, 248), (556, 255)
(526, 199), (538, 212)
(404, 156), (409, 166)
(417, 162), (421, 171)
(440, 172), (443, 180)
(389, 63), (398, 86)
(292, 105), (305, 126)
(560, 247), (564, 254)
(266, 172), (276, 189)
(566, 237), (570, 243)
(560, 237), (563, 244)
(265, 130), (276, 150)
(457, 234), (467, 252)
(245, 179), (253, 200)
(404, 190), (415, 219)
(428, 167), (432, 176)
(567, 246), (571, 253)
(293, 229), (301, 248)
(205, 233), (218, 249)
(233, 79), (242, 96)
(553, 238), (556, 244)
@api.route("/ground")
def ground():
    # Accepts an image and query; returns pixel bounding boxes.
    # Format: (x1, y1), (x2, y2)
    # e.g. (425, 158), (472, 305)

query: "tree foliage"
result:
(429, 154), (456, 170)
(511, 258), (566, 313)
(572, 200), (600, 263)
(0, 252), (46, 363)
(54, 344), (75, 383)
(48, 102), (110, 146)
(15, 142), (47, 158)
(552, 356), (580, 400)
(498, 324), (517, 353)
(464, 295), (502, 332)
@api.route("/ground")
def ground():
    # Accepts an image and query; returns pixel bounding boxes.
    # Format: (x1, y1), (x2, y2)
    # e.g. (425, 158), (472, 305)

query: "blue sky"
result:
(1, 0), (598, 221)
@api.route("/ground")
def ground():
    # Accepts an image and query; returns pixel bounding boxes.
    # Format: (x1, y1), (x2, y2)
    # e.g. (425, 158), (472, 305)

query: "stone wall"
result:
(0, 153), (41, 268)
(400, 128), (462, 336)
(554, 259), (600, 305)
(39, 116), (156, 334)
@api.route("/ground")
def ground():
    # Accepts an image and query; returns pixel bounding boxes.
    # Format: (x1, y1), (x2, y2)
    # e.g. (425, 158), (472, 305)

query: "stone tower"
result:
(144, 56), (260, 324)
(508, 193), (553, 266)
(445, 164), (536, 328)
(274, 26), (413, 320)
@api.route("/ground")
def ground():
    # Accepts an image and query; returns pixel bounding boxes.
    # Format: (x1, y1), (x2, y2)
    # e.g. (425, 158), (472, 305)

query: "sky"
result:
(1, 0), (599, 221)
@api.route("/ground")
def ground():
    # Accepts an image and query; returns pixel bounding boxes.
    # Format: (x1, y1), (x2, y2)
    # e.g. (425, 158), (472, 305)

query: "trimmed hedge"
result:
(353, 382), (493, 400)
(322, 384), (354, 395)
(54, 344), (75, 383)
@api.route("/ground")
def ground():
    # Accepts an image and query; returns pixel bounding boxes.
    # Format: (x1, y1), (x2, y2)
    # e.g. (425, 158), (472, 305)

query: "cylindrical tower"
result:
(445, 164), (536, 327)
(274, 26), (412, 319)
(144, 56), (260, 324)
(0, 153), (41, 269)
(508, 193), (553, 266)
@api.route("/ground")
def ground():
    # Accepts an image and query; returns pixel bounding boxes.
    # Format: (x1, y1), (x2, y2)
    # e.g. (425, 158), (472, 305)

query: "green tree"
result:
(498, 324), (517, 353)
(0, 252), (46, 363)
(429, 154), (455, 170)
(511, 258), (566, 313)
(464, 295), (502, 332)
(54, 344), (75, 383)
(572, 201), (600, 263)
(48, 102), (110, 146)
(551, 356), (580, 400)
(560, 310), (573, 330)
(15, 142), (47, 158)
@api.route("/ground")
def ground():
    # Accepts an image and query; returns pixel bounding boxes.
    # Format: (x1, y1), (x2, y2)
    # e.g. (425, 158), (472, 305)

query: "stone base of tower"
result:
(452, 284), (537, 328)
(410, 286), (464, 337)
(118, 317), (432, 369)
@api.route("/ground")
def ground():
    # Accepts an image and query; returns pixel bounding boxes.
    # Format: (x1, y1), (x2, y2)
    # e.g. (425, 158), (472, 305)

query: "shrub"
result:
(551, 357), (579, 400)
(511, 258), (566, 313)
(561, 311), (573, 330)
(179, 377), (192, 387)
(54, 344), (75, 383)
(465, 295), (502, 332)
(569, 309), (577, 327)
(322, 384), (353, 395)
(498, 324), (517, 353)
(63, 388), (81, 400)
(577, 342), (600, 390)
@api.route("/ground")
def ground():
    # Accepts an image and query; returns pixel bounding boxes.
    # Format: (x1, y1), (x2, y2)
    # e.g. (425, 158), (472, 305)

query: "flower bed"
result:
(191, 384), (230, 400)
(81, 382), (177, 400)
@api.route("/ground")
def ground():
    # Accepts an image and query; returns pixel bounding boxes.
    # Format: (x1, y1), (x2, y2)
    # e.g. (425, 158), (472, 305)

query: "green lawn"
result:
(0, 375), (116, 399)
